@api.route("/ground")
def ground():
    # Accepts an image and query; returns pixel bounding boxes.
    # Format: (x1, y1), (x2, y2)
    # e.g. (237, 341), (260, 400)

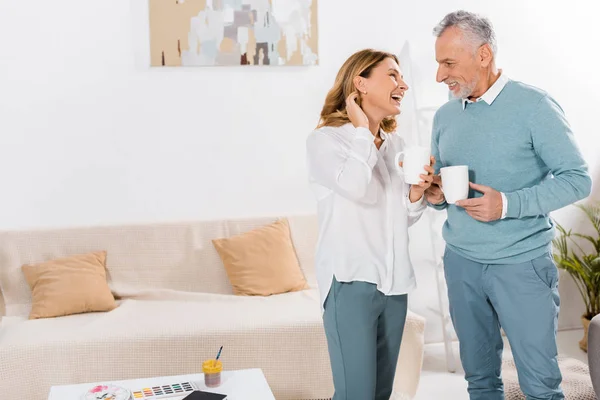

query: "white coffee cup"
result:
(394, 146), (430, 185)
(440, 165), (469, 204)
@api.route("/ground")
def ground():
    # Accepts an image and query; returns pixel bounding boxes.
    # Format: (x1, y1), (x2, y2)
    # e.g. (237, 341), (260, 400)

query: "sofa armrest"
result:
(393, 310), (426, 398)
(588, 314), (600, 397)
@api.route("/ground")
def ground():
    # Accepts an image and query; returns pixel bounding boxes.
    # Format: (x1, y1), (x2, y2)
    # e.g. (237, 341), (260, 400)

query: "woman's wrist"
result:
(409, 186), (424, 203)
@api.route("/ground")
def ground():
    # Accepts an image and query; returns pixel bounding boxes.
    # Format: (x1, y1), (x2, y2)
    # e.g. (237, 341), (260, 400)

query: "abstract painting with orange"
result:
(149, 0), (319, 67)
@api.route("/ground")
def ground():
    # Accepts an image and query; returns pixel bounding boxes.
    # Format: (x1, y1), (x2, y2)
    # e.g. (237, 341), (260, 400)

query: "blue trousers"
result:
(444, 248), (564, 400)
(323, 277), (408, 400)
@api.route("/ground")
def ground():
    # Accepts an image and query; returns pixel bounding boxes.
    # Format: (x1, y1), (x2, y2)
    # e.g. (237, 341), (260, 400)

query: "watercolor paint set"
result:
(131, 381), (196, 399)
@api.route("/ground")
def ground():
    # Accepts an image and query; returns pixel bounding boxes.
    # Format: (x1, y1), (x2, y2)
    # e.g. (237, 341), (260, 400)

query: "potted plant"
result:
(552, 201), (600, 352)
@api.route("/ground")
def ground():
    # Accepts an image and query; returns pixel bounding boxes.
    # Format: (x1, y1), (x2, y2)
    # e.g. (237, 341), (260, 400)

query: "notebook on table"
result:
(182, 390), (227, 400)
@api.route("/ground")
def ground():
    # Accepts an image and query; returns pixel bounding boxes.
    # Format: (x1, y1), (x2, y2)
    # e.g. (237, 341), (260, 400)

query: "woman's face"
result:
(357, 57), (409, 118)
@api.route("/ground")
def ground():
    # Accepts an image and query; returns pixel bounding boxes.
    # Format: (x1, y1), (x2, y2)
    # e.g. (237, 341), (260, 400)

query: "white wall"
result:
(1, 0), (598, 342)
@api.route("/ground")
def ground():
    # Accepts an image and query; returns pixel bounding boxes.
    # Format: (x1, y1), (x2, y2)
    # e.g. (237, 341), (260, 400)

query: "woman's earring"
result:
(362, 90), (367, 95)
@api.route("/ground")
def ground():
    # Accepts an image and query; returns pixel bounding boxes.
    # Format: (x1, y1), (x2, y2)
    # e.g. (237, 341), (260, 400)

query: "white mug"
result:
(440, 165), (469, 204)
(395, 146), (431, 185)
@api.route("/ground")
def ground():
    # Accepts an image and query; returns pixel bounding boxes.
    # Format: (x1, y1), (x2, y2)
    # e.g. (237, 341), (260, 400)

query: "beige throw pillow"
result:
(212, 218), (309, 296)
(21, 251), (117, 319)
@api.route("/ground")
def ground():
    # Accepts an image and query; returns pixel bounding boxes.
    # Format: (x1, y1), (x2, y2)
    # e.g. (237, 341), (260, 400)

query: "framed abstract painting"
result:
(148, 0), (319, 67)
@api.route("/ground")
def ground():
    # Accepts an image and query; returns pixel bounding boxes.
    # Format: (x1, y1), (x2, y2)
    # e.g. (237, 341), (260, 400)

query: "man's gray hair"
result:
(433, 10), (497, 55)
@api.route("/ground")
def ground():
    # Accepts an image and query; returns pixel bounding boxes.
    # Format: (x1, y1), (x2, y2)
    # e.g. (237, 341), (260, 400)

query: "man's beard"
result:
(450, 77), (479, 99)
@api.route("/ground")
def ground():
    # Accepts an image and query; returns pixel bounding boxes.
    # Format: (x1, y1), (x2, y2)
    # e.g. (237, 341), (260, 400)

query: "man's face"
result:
(435, 27), (481, 99)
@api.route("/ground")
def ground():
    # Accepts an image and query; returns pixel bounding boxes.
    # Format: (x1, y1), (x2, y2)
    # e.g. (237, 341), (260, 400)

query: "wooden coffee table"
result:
(47, 368), (275, 400)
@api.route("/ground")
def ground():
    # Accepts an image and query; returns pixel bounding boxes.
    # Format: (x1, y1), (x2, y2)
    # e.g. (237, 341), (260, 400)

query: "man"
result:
(425, 10), (592, 400)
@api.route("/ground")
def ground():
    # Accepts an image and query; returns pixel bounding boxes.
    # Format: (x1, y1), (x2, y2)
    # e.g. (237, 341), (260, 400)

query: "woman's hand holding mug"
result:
(398, 155), (436, 203)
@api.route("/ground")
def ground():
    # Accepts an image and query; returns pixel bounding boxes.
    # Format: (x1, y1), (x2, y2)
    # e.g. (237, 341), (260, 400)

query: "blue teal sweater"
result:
(431, 80), (592, 264)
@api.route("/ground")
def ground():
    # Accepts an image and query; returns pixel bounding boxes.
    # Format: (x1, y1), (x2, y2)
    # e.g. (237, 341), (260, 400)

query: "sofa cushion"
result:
(21, 251), (117, 319)
(0, 289), (322, 345)
(212, 218), (308, 296)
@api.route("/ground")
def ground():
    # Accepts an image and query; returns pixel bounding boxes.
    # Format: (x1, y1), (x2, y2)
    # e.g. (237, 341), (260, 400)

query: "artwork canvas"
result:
(148, 0), (319, 67)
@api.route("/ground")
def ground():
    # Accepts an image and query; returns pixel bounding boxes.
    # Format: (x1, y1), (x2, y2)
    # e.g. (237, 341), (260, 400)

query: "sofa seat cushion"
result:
(0, 289), (323, 346)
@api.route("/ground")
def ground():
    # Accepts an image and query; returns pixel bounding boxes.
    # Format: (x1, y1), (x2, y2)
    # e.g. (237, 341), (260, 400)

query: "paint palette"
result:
(81, 384), (131, 400)
(131, 381), (196, 399)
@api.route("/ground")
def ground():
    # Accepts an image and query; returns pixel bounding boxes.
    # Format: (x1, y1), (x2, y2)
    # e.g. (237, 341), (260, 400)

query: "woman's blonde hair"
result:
(317, 49), (399, 133)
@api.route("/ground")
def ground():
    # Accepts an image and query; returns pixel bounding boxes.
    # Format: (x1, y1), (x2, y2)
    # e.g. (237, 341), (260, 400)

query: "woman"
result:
(306, 49), (434, 400)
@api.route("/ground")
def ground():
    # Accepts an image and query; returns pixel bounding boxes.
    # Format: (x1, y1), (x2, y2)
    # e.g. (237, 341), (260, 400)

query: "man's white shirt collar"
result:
(462, 71), (509, 110)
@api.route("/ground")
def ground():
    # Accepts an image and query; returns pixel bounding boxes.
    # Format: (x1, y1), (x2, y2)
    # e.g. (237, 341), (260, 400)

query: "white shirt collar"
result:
(462, 71), (509, 110)
(345, 123), (389, 141)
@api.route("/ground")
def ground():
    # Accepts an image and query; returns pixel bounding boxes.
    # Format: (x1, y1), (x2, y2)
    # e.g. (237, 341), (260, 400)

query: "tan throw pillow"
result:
(21, 251), (117, 319)
(212, 218), (309, 296)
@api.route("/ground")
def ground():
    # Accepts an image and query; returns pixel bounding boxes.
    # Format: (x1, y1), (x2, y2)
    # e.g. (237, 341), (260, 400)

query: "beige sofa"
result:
(0, 215), (426, 400)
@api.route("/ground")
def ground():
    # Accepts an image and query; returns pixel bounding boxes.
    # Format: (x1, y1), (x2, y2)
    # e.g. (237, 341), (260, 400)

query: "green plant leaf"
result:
(576, 202), (600, 237)
(552, 202), (600, 316)
(572, 233), (600, 254)
(591, 256), (600, 271)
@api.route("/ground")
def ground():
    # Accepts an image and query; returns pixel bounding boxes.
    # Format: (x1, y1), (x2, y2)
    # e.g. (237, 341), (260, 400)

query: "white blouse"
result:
(306, 123), (426, 310)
